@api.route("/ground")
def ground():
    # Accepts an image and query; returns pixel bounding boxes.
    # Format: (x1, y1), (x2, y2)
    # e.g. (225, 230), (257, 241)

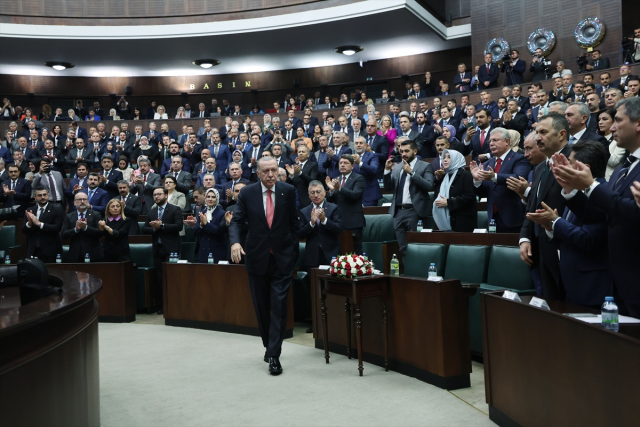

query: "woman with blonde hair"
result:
(363, 104), (376, 123)
(175, 106), (186, 119)
(378, 115), (397, 157)
(507, 130), (521, 152)
(154, 105), (168, 119)
(99, 198), (132, 261)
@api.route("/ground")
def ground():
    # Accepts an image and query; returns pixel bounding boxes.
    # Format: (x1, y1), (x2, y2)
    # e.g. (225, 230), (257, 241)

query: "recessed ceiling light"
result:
(192, 59), (221, 68)
(335, 45), (364, 56)
(44, 61), (75, 71)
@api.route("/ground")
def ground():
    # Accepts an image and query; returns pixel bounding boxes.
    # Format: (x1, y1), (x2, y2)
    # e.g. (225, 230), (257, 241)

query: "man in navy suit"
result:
(299, 181), (343, 268)
(453, 63), (472, 93)
(470, 127), (532, 232)
(195, 157), (227, 187)
(70, 122), (88, 142)
(229, 157), (300, 375)
(15, 137), (39, 163)
(352, 137), (381, 206)
(412, 112), (437, 158)
(244, 134), (264, 182)
(207, 133), (233, 172)
(565, 103), (608, 152)
(501, 50), (526, 85)
(552, 98), (640, 316)
(478, 53), (500, 89)
(70, 173), (109, 215)
(64, 162), (90, 204)
(285, 109), (302, 129)
(144, 122), (161, 146)
(160, 143), (191, 177)
(97, 155), (123, 199)
(365, 119), (390, 179)
(323, 133), (352, 179)
(159, 123), (178, 144)
(409, 82), (427, 99)
(220, 162), (250, 207)
(527, 141), (612, 309)
(462, 109), (494, 161)
(1, 164), (32, 217)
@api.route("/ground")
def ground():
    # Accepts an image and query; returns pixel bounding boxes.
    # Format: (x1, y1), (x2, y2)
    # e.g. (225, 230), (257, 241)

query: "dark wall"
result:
(0, 47), (471, 116)
(470, 0), (623, 82)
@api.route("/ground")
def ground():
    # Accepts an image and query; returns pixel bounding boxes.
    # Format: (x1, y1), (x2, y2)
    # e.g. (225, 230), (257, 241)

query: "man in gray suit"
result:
(383, 137), (434, 260)
(165, 156), (193, 195)
(65, 138), (94, 178)
(32, 157), (66, 209)
(129, 157), (161, 215)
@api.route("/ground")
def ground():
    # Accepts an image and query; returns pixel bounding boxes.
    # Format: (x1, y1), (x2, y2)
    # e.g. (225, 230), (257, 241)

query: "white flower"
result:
(356, 259), (363, 266)
(349, 261), (356, 269)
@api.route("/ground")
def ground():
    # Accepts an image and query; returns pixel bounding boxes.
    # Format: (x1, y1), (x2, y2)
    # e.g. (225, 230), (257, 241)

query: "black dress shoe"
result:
(269, 357), (283, 375)
(264, 352), (269, 363)
(306, 327), (312, 333)
(157, 309), (163, 315)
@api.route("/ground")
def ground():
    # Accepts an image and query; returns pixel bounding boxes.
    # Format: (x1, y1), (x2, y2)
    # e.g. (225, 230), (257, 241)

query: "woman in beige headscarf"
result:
(507, 130), (521, 152)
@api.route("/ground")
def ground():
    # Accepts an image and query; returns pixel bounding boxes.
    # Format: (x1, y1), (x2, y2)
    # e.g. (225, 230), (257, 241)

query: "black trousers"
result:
(494, 212), (522, 233)
(248, 253), (292, 357)
(32, 248), (57, 263)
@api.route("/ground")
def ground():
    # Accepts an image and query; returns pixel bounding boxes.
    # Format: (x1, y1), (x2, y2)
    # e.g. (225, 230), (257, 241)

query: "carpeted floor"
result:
(99, 322), (493, 426)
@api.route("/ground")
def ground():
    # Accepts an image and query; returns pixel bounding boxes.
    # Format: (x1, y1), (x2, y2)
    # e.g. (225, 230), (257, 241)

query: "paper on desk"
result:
(382, 203), (392, 207)
(573, 314), (640, 324)
(318, 265), (330, 270)
(480, 198), (488, 202)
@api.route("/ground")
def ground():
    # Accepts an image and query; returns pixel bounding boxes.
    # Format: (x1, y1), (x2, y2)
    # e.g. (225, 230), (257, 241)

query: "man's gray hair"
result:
(557, 61), (565, 65)
(491, 127), (511, 142)
(549, 101), (568, 113)
(256, 156), (277, 172)
(352, 118), (361, 126)
(333, 131), (344, 138)
(203, 173), (215, 181)
(355, 136), (367, 144)
(308, 180), (324, 189)
(138, 158), (150, 166)
(396, 136), (409, 144)
(616, 97), (640, 122)
(569, 102), (590, 118)
(117, 179), (129, 186)
(171, 155), (183, 163)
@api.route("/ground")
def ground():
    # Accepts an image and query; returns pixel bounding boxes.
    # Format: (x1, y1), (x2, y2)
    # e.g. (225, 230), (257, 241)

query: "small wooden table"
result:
(319, 274), (389, 376)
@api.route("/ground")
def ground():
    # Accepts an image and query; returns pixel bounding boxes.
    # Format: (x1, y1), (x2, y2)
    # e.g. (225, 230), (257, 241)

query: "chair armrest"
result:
(8, 245), (21, 250)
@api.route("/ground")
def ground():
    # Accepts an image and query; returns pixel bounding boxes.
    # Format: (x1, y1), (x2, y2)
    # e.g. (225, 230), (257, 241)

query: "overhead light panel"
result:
(44, 61), (75, 71)
(335, 46), (363, 56)
(192, 59), (221, 68)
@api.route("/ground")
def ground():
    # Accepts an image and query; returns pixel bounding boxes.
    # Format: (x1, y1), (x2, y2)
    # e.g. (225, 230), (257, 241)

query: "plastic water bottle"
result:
(428, 263), (437, 277)
(84, 253), (90, 263)
(417, 220), (423, 232)
(390, 254), (399, 276)
(208, 253), (214, 264)
(170, 253), (177, 263)
(56, 254), (62, 263)
(4, 255), (10, 265)
(601, 296), (619, 332)
(362, 253), (368, 261)
(489, 219), (497, 233)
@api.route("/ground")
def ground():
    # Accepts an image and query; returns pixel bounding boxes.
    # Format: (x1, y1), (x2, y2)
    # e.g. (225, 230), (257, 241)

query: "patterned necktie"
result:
(615, 155), (638, 191)
(79, 211), (84, 220)
(158, 206), (164, 220)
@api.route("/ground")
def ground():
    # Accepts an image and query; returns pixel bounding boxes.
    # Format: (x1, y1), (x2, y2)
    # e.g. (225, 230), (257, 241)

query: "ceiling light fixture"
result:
(192, 59), (221, 68)
(44, 61), (75, 71)
(335, 45), (364, 56)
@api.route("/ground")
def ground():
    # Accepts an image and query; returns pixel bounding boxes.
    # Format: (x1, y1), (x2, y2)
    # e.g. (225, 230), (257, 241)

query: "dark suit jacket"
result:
(366, 134), (390, 178)
(208, 143), (233, 172)
(102, 217), (132, 261)
(220, 178), (250, 207)
(65, 147), (95, 175)
(453, 72), (472, 92)
(478, 63), (500, 88)
(565, 164), (640, 316)
(229, 181), (300, 275)
(298, 202), (343, 266)
(590, 57), (610, 70)
(502, 59), (526, 85)
(550, 199), (612, 307)
(143, 130), (161, 145)
(69, 187), (109, 215)
(383, 160), (434, 218)
(97, 168), (124, 199)
(143, 203), (183, 256)
(501, 112), (529, 137)
(326, 173), (366, 230)
(433, 169), (477, 232)
(577, 131), (610, 154)
(465, 126), (494, 160)
(22, 203), (65, 258)
(476, 150), (532, 228)
(323, 146), (353, 179)
(1, 177), (31, 217)
(61, 209), (104, 261)
(286, 161), (318, 207)
(121, 193), (142, 235)
(193, 205), (228, 263)
(130, 172), (161, 210)
(353, 151), (381, 207)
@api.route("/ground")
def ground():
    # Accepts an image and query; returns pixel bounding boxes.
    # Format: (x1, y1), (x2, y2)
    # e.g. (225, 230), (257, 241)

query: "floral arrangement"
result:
(330, 254), (374, 279)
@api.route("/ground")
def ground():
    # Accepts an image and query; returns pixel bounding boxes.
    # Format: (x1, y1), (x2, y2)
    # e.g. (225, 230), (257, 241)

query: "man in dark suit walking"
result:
(470, 127), (532, 232)
(384, 138), (435, 260)
(230, 157), (300, 375)
(551, 98), (640, 316)
(143, 187), (183, 314)
(519, 113), (572, 301)
(299, 181), (343, 267)
(325, 155), (366, 254)
(61, 192), (103, 263)
(22, 186), (64, 262)
(1, 164), (32, 217)
(285, 146), (318, 208)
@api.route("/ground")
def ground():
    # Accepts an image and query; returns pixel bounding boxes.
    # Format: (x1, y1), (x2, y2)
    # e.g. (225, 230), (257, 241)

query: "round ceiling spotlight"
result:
(192, 59), (221, 68)
(43, 61), (75, 71)
(335, 46), (364, 56)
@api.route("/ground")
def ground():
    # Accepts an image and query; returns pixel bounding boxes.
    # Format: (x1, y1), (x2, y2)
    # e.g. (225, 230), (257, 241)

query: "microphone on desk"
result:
(0, 258), (62, 306)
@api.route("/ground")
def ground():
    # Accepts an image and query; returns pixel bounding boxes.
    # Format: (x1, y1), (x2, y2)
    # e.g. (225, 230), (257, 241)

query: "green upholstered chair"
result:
(180, 242), (197, 263)
(468, 245), (536, 357)
(62, 245), (69, 261)
(182, 223), (196, 243)
(129, 243), (160, 312)
(443, 245), (490, 284)
(377, 194), (394, 206)
(403, 243), (447, 278)
(138, 222), (145, 234)
(476, 211), (488, 229)
(0, 225), (18, 255)
(362, 214), (397, 272)
(293, 242), (312, 321)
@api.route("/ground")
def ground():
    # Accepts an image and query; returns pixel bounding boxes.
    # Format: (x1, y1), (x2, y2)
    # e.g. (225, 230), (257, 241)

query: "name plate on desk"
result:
(420, 229), (433, 233)
(177, 260), (189, 264)
(318, 265), (330, 270)
(382, 203), (392, 207)
(427, 276), (443, 282)
(502, 290), (521, 302)
(218, 260), (229, 265)
(473, 229), (488, 233)
(529, 297), (550, 310)
(480, 198), (488, 202)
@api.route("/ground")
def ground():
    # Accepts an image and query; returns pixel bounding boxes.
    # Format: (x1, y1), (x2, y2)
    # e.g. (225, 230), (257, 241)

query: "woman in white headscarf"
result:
(432, 149), (477, 232)
(192, 188), (228, 263)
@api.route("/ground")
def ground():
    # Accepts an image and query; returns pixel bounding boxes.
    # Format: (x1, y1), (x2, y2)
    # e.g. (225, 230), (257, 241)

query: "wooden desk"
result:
(363, 206), (389, 215)
(319, 274), (389, 376)
(0, 269), (101, 426)
(481, 292), (640, 427)
(163, 263), (294, 338)
(407, 231), (520, 246)
(47, 262), (137, 322)
(311, 269), (477, 389)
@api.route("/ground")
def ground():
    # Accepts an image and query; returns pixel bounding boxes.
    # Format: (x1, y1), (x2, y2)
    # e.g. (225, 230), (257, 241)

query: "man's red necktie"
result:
(480, 130), (486, 147)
